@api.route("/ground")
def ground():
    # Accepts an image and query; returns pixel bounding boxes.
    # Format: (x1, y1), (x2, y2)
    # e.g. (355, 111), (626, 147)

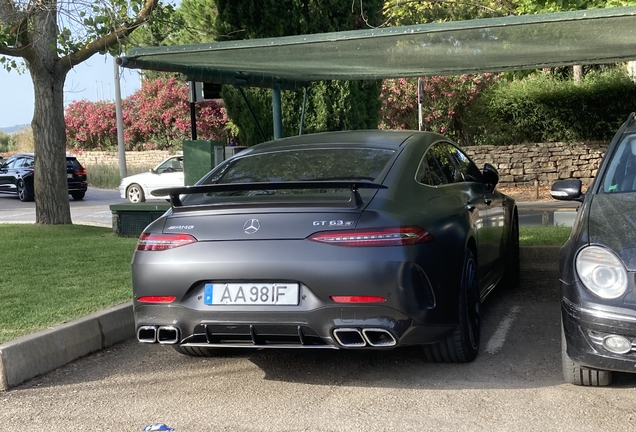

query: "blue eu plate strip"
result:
(204, 284), (213, 305)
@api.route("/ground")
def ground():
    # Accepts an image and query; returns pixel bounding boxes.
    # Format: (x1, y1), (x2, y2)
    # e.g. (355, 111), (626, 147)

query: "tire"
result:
(423, 248), (481, 363)
(17, 179), (33, 202)
(561, 320), (612, 386)
(173, 345), (218, 357)
(126, 183), (145, 203)
(71, 191), (85, 200)
(503, 212), (520, 288)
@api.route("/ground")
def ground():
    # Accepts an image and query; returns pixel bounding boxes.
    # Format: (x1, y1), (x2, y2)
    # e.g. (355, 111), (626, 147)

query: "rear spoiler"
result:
(152, 181), (387, 208)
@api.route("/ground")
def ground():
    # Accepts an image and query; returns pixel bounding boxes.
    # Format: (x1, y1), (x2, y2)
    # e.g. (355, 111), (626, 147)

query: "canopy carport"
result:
(117, 6), (636, 138)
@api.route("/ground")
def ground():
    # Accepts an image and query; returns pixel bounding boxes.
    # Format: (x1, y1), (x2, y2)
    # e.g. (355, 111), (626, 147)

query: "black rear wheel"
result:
(71, 191), (85, 200)
(423, 248), (480, 363)
(17, 179), (33, 202)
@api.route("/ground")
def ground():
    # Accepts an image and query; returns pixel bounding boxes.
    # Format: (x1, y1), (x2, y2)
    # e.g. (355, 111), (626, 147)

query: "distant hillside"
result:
(1, 124), (29, 135)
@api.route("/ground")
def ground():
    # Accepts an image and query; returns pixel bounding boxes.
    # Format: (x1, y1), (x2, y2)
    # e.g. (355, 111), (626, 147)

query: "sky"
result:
(0, 54), (142, 129)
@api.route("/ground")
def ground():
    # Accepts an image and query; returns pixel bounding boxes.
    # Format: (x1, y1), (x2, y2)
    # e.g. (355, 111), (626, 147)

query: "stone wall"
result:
(464, 141), (607, 188)
(73, 150), (176, 170)
(72, 142), (609, 188)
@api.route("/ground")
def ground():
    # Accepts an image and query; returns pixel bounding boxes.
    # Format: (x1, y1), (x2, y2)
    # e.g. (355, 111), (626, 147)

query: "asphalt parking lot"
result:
(0, 187), (125, 226)
(2, 249), (636, 432)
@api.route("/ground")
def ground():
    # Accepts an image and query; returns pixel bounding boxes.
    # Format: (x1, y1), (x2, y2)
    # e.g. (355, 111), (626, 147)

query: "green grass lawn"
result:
(519, 225), (572, 246)
(0, 223), (571, 345)
(0, 224), (137, 344)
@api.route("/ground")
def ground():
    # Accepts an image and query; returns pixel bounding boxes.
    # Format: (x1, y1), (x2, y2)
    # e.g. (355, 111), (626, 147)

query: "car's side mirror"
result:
(482, 163), (499, 192)
(551, 179), (584, 202)
(150, 168), (157, 174)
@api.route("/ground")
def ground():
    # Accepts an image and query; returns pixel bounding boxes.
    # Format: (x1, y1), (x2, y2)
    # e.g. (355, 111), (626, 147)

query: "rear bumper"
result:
(132, 237), (464, 350)
(562, 294), (636, 373)
(68, 180), (87, 192)
(134, 303), (455, 349)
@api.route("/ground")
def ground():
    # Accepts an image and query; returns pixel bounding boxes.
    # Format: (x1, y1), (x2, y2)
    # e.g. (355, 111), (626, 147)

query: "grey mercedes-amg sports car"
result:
(132, 130), (519, 363)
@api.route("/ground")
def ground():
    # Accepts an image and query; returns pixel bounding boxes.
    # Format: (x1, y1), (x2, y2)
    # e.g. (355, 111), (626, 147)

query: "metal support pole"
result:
(417, 78), (424, 132)
(188, 81), (198, 140)
(299, 87), (307, 136)
(189, 101), (197, 140)
(272, 83), (283, 139)
(113, 58), (127, 178)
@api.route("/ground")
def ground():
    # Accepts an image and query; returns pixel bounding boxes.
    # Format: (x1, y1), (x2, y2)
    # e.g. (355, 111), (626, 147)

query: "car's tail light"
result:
(136, 233), (197, 251)
(308, 226), (433, 247)
(137, 296), (176, 303)
(76, 166), (86, 176)
(330, 296), (387, 303)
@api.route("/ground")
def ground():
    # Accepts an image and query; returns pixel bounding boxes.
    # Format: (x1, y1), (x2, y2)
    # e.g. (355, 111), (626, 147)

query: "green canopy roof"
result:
(118, 7), (636, 90)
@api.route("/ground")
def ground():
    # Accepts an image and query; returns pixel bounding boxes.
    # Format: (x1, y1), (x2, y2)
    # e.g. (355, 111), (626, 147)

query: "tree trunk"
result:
(28, 1), (72, 224)
(30, 69), (72, 224)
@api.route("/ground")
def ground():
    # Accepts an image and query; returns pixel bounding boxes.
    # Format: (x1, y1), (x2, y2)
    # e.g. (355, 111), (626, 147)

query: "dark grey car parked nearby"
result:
(552, 112), (636, 386)
(131, 130), (519, 363)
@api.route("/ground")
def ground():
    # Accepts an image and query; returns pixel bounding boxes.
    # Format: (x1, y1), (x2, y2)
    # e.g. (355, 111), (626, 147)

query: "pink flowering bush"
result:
(65, 101), (118, 150)
(378, 74), (499, 143)
(65, 77), (228, 151)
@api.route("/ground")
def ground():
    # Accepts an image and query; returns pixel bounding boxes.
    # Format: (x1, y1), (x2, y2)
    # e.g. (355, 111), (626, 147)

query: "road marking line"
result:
(485, 305), (521, 354)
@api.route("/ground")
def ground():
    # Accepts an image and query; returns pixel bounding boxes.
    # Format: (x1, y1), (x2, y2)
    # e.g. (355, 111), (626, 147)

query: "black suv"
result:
(0, 153), (88, 201)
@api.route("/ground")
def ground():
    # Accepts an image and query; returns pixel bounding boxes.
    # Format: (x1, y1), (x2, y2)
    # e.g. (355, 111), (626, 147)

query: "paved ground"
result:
(0, 187), (125, 226)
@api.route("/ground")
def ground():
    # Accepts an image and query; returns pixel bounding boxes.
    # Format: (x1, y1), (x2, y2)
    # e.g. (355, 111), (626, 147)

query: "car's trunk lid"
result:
(162, 209), (364, 241)
(156, 181), (385, 241)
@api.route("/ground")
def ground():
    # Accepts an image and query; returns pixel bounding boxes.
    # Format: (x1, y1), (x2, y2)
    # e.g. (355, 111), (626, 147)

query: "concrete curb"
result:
(0, 302), (133, 391)
(0, 246), (562, 392)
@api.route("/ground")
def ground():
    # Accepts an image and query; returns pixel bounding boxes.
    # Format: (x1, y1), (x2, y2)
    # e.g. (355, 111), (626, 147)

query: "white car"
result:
(119, 155), (184, 203)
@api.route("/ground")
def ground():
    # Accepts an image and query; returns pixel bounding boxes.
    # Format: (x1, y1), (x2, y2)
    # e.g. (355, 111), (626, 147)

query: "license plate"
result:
(204, 283), (299, 305)
(67, 174), (73, 178)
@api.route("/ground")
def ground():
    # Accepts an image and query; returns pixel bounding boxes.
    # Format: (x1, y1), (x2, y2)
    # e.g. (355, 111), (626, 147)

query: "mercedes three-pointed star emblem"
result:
(243, 219), (261, 234)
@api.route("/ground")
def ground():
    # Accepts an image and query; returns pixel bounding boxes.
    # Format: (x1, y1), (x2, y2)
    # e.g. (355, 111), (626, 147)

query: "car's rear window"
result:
(66, 158), (82, 170)
(204, 148), (394, 184)
(182, 147), (395, 204)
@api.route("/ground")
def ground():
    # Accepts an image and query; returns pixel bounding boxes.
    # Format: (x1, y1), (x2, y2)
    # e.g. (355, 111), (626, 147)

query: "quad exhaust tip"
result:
(333, 328), (366, 347)
(137, 326), (157, 344)
(137, 325), (181, 345)
(333, 327), (397, 347)
(157, 326), (180, 344)
(362, 328), (397, 347)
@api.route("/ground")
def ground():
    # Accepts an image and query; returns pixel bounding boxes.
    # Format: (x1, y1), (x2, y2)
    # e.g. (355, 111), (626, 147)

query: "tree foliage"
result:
(382, 0), (515, 26)
(379, 75), (499, 143)
(0, 131), (13, 153)
(464, 69), (636, 145)
(213, 0), (385, 146)
(0, 0), (163, 224)
(515, 0), (636, 14)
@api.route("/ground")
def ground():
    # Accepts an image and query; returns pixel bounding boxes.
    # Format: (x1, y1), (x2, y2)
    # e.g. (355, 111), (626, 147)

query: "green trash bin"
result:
(110, 203), (171, 237)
